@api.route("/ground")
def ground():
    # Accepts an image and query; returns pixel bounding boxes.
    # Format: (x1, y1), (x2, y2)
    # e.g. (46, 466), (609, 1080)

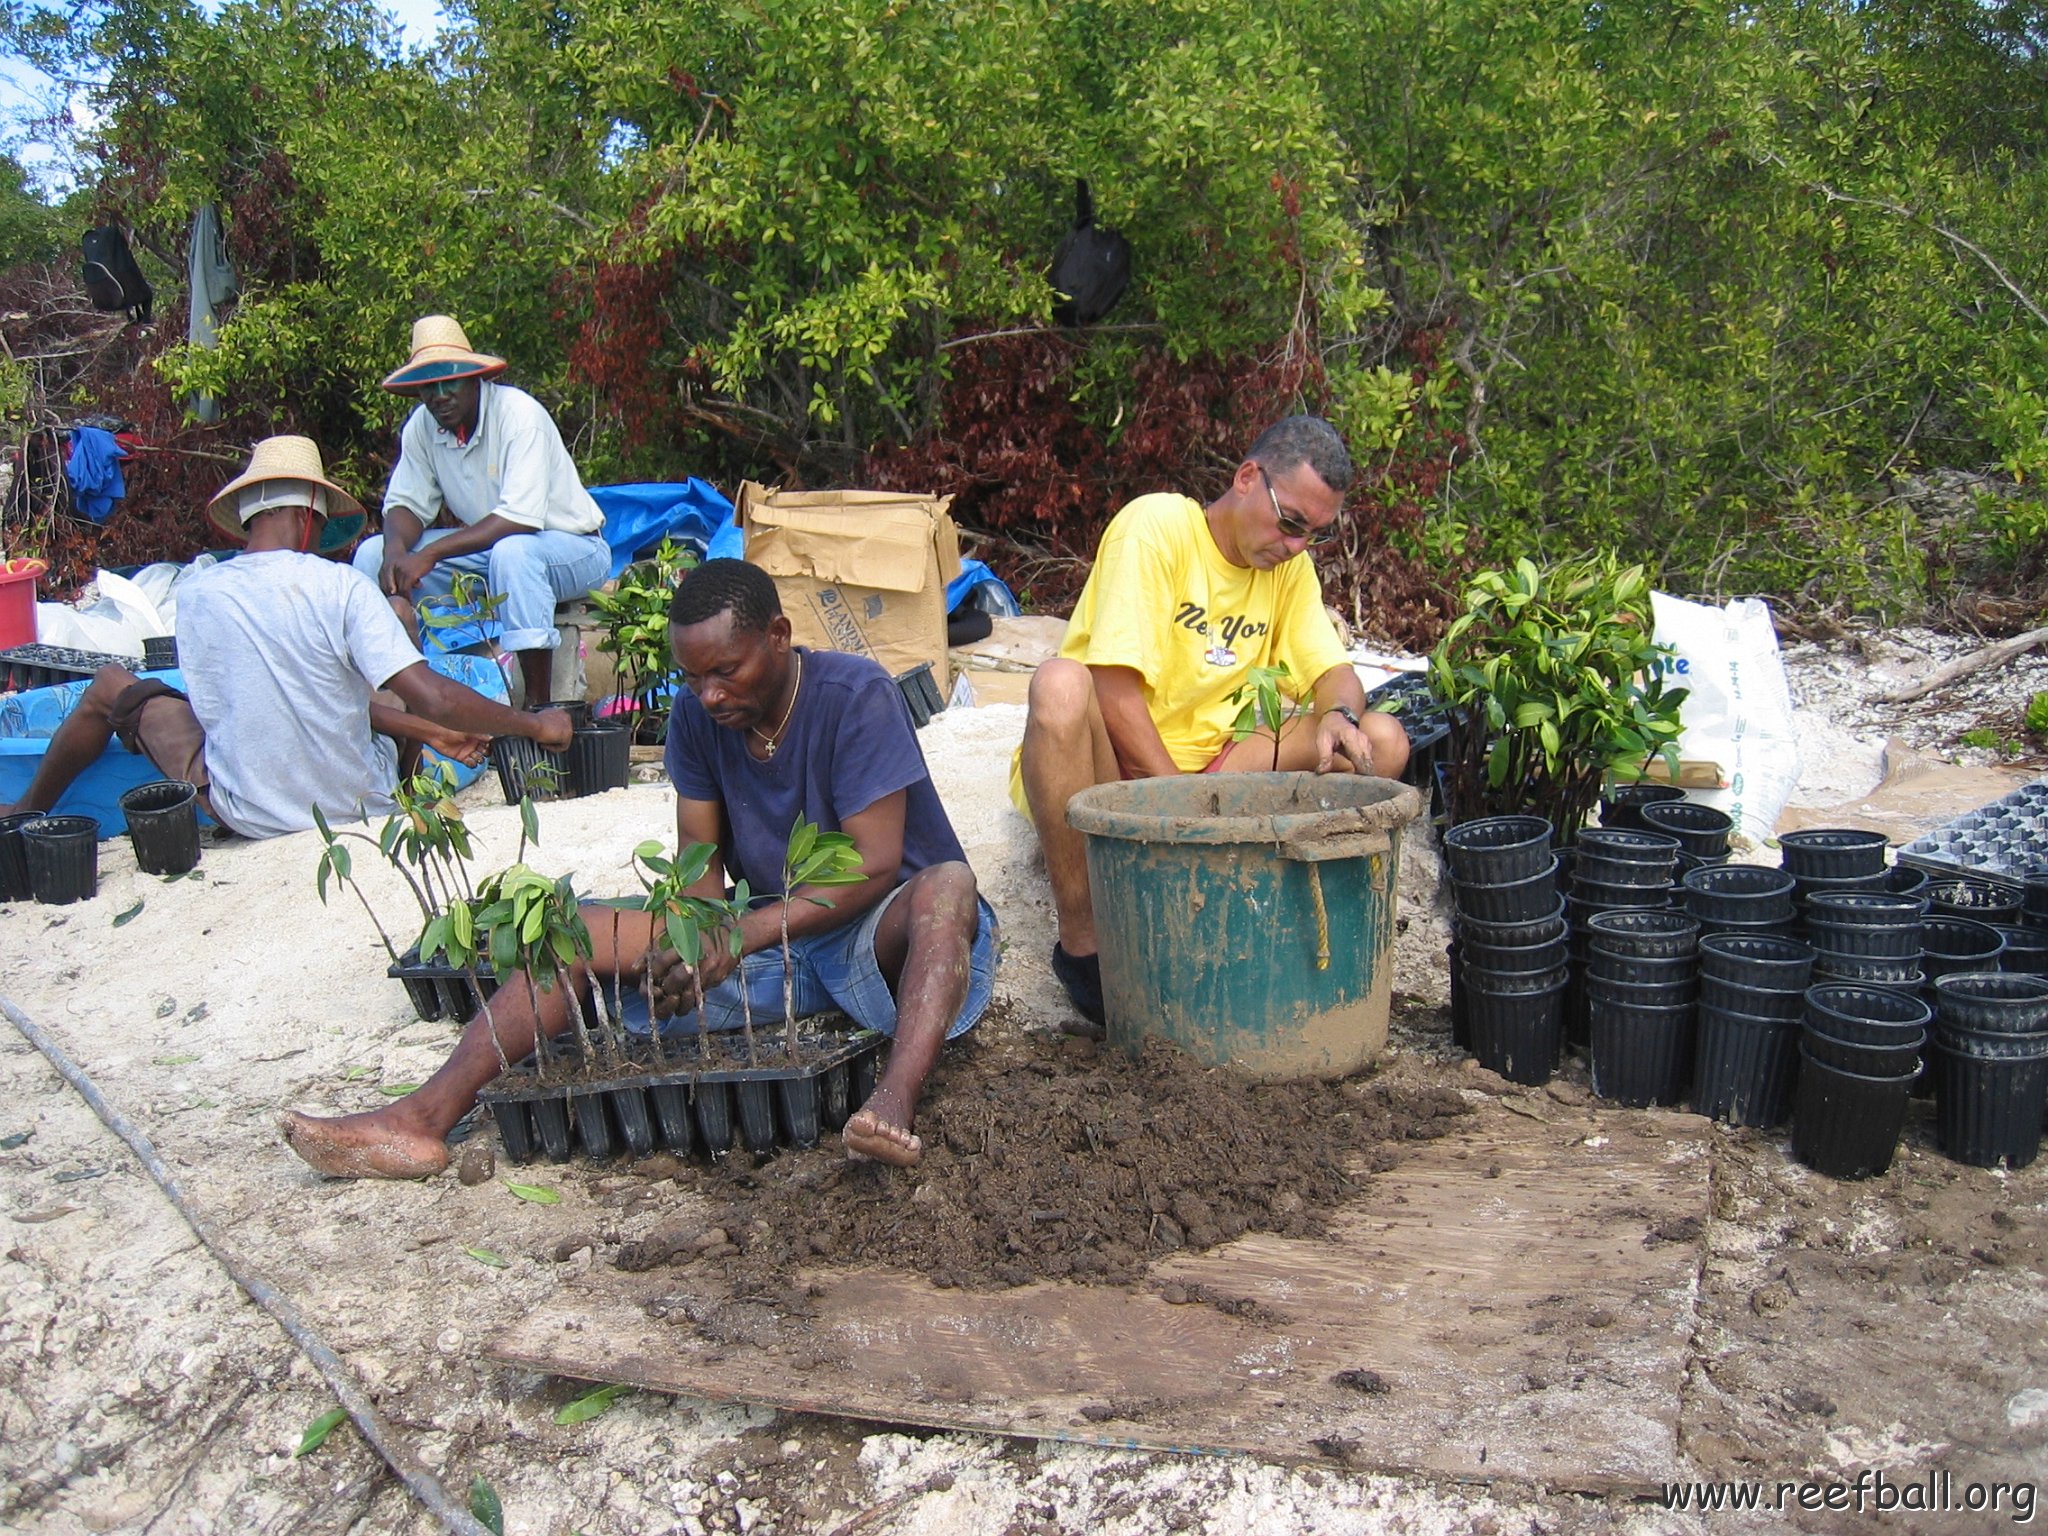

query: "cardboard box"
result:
(736, 483), (960, 680)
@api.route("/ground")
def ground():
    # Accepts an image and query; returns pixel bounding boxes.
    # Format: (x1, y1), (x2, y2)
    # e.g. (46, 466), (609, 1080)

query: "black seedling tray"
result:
(894, 661), (946, 728)
(479, 1021), (884, 1164)
(142, 635), (177, 670)
(387, 945), (503, 1023)
(1896, 778), (2048, 882)
(1366, 672), (1452, 791)
(1, 643), (135, 692)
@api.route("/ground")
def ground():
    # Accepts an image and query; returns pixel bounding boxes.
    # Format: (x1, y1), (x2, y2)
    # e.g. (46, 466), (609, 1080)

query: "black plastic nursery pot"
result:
(1586, 972), (1696, 1012)
(1885, 864), (1931, 899)
(1698, 932), (1815, 991)
(1810, 951), (1925, 989)
(1992, 925), (2048, 976)
(1589, 997), (1695, 1107)
(1695, 913), (1800, 942)
(1598, 782), (1686, 831)
(894, 661), (947, 729)
(1804, 983), (1933, 1044)
(21, 815), (99, 904)
(1801, 891), (1929, 927)
(1792, 1045), (1917, 1179)
(1576, 826), (1684, 864)
(480, 1021), (886, 1163)
(1699, 972), (1805, 1022)
(0, 811), (36, 901)
(1572, 853), (1678, 890)
(388, 945), (504, 1023)
(1801, 1023), (1924, 1078)
(119, 779), (200, 876)
(1455, 895), (1567, 948)
(1791, 871), (1892, 911)
(1777, 827), (1890, 881)
(1582, 908), (1699, 958)
(1572, 875), (1674, 910)
(488, 733), (569, 804)
(1441, 815), (1554, 885)
(1805, 920), (1922, 960)
(1464, 977), (1568, 1086)
(1447, 942), (1469, 1050)
(1925, 876), (2024, 924)
(1586, 944), (1695, 986)
(1930, 971), (2048, 1034)
(566, 721), (632, 796)
(1460, 932), (1570, 974)
(1637, 799), (1735, 858)
(1693, 1005), (1801, 1127)
(1921, 916), (2009, 972)
(1452, 858), (1561, 924)
(1682, 863), (1796, 925)
(1932, 1044), (2048, 1169)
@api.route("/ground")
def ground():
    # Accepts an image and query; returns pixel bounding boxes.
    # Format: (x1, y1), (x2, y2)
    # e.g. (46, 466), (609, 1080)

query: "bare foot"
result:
(842, 1087), (922, 1168)
(279, 1109), (450, 1180)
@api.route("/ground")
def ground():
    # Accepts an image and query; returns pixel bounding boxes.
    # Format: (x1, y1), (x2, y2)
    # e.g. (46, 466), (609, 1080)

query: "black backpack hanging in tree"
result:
(80, 226), (154, 325)
(1049, 178), (1132, 326)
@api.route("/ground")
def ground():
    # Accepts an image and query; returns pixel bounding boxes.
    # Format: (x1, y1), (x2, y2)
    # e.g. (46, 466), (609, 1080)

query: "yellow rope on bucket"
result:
(1308, 862), (1331, 970)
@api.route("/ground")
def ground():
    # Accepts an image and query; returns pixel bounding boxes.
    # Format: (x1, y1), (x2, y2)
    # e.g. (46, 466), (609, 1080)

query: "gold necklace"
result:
(751, 652), (802, 758)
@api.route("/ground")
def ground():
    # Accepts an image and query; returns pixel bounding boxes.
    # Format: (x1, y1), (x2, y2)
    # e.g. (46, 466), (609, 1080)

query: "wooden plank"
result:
(490, 1106), (1707, 1492)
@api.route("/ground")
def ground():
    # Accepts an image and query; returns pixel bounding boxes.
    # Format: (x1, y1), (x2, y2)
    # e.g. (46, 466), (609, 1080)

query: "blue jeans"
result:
(615, 889), (1000, 1040)
(354, 527), (611, 651)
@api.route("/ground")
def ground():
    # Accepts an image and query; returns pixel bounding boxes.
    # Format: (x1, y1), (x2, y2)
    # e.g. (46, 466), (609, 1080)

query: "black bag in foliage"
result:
(1049, 178), (1131, 326)
(81, 227), (153, 324)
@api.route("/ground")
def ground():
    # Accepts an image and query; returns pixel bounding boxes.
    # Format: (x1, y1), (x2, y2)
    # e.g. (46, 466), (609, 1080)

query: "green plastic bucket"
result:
(1066, 772), (1424, 1081)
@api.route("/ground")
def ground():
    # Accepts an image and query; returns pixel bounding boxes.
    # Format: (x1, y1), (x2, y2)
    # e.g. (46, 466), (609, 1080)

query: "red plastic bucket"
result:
(0, 558), (46, 648)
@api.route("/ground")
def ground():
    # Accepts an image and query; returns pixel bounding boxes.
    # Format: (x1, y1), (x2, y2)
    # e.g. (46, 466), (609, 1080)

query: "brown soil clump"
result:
(615, 1022), (1468, 1292)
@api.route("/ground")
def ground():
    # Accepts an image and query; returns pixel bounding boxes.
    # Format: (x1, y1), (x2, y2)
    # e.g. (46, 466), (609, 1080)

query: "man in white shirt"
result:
(2, 437), (571, 838)
(353, 315), (611, 707)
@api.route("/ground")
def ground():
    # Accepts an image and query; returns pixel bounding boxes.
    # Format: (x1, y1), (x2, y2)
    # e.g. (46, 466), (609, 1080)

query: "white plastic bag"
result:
(1649, 593), (1802, 846)
(32, 567), (172, 658)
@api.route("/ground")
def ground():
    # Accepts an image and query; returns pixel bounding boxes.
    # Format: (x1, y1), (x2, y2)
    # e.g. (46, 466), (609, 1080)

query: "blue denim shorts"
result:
(621, 886), (999, 1040)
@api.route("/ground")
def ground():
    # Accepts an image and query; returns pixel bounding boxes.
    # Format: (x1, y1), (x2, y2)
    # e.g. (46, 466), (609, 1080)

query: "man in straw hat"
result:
(355, 315), (610, 709)
(0, 436), (572, 839)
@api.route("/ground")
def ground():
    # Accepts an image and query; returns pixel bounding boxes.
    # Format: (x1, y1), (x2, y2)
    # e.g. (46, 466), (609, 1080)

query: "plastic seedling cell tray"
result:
(479, 1019), (884, 1164)
(893, 662), (947, 729)
(1897, 778), (2048, 881)
(1, 643), (137, 692)
(387, 945), (503, 1023)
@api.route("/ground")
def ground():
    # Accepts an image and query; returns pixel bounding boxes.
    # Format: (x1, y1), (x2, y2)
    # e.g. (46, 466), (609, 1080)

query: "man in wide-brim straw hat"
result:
(355, 314), (610, 708)
(1, 436), (573, 839)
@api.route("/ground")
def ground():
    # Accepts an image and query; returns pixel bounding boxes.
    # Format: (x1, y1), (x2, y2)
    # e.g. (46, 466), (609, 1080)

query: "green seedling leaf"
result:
(167, 868), (204, 882)
(379, 1083), (420, 1097)
(343, 1065), (373, 1080)
(470, 1476), (505, 1535)
(463, 1245), (509, 1268)
(504, 1180), (561, 1205)
(112, 899), (144, 927)
(154, 1052), (199, 1066)
(0, 1131), (31, 1150)
(183, 1002), (209, 1025)
(295, 1406), (348, 1457)
(554, 1382), (632, 1425)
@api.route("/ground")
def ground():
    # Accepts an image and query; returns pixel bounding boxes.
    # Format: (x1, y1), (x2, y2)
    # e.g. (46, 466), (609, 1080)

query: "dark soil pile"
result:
(609, 1021), (1469, 1293)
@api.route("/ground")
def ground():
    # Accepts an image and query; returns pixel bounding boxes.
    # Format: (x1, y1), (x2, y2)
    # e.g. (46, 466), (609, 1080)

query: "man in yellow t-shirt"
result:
(1015, 415), (1410, 1029)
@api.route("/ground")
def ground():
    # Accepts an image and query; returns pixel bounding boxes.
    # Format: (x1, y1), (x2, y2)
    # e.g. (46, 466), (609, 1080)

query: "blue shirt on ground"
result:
(663, 647), (965, 900)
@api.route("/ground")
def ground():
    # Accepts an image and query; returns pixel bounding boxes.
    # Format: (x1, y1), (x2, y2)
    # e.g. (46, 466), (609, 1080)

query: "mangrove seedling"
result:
(632, 838), (746, 1064)
(311, 760), (485, 962)
(426, 864), (594, 1082)
(590, 539), (696, 741)
(1227, 662), (1300, 771)
(775, 815), (867, 1059)
(416, 570), (506, 655)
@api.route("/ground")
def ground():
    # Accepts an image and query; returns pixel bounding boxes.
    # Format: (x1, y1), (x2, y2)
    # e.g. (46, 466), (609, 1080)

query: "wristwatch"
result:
(1325, 705), (1361, 728)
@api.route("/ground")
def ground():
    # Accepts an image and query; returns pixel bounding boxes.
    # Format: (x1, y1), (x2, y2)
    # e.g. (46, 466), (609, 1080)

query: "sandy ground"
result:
(4, 627), (2048, 1534)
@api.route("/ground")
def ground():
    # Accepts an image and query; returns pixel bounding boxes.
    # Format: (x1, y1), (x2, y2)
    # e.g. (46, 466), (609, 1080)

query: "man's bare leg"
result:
(842, 862), (979, 1168)
(280, 908), (656, 1178)
(1018, 660), (1120, 956)
(0, 665), (138, 817)
(514, 646), (554, 709)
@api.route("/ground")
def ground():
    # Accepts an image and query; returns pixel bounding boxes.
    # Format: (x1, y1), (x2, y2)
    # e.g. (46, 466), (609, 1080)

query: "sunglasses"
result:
(417, 378), (467, 399)
(1260, 465), (1339, 548)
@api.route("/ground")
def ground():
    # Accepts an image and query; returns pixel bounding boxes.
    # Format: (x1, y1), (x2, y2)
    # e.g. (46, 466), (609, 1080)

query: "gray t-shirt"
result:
(179, 551), (424, 838)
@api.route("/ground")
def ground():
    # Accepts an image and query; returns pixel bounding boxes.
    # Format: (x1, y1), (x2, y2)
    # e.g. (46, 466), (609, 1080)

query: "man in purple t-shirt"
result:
(282, 560), (997, 1177)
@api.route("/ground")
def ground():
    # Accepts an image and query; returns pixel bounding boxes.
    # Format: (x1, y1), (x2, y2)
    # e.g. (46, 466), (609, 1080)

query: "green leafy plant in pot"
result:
(1428, 555), (1686, 841)
(590, 539), (696, 742)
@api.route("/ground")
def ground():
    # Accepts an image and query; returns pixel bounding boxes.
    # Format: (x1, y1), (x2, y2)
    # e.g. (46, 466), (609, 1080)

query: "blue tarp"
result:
(0, 651), (501, 838)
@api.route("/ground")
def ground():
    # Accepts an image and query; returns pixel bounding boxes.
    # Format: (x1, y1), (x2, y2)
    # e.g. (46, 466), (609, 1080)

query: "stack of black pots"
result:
(1795, 983), (1932, 1178)
(1694, 932), (1814, 1127)
(1597, 783), (1686, 830)
(1928, 973), (2048, 1168)
(1638, 799), (1736, 866)
(1567, 826), (1684, 1057)
(1582, 906), (1700, 1107)
(1443, 815), (1565, 1086)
